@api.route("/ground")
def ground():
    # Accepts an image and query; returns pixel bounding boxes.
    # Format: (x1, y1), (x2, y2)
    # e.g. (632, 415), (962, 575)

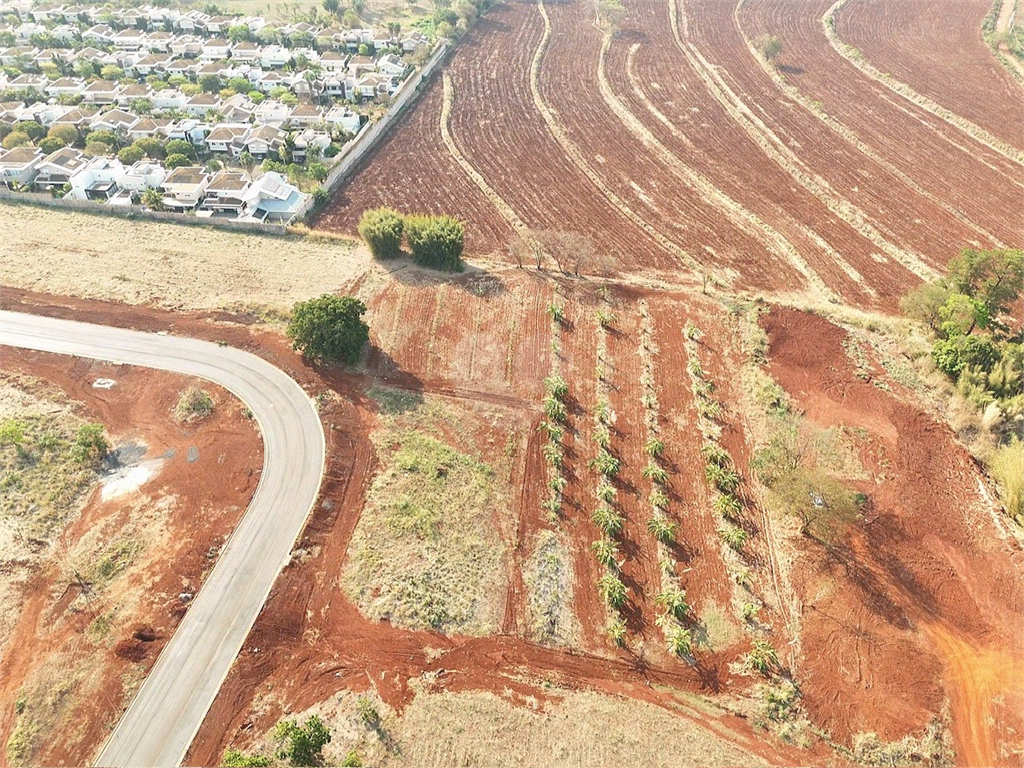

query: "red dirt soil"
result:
(0, 348), (262, 767)
(838, 0), (1023, 149)
(6, 283), (1021, 766)
(763, 307), (1024, 765)
(315, 0), (1019, 309)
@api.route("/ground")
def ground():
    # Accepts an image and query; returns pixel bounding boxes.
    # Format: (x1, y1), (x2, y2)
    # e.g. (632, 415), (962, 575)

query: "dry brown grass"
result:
(238, 684), (767, 768)
(0, 206), (372, 312)
(344, 393), (514, 635)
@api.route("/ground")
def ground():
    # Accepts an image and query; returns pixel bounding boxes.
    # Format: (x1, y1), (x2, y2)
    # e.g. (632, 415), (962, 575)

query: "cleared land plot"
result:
(0, 206), (371, 312)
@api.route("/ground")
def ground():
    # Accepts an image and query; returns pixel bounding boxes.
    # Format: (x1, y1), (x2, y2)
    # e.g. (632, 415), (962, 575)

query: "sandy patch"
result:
(101, 460), (163, 501)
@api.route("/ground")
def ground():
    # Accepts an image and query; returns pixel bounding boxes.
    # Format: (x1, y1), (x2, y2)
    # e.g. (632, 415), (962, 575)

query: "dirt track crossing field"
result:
(316, 0), (1020, 310)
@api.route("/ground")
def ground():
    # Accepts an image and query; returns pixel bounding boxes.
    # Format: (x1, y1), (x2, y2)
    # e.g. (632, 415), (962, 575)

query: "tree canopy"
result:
(287, 294), (370, 364)
(405, 214), (465, 272)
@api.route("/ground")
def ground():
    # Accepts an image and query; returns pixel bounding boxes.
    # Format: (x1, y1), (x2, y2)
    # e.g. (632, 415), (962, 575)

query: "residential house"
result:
(401, 31), (429, 52)
(199, 169), (249, 215)
(346, 54), (374, 78)
(89, 108), (139, 135)
(240, 170), (307, 223)
(371, 28), (395, 50)
(160, 164), (208, 209)
(259, 44), (290, 69)
(152, 88), (187, 111)
(129, 53), (171, 77)
(375, 52), (405, 77)
(252, 98), (290, 127)
(116, 82), (153, 106)
(230, 40), (261, 64)
(127, 116), (172, 140)
(185, 92), (220, 117)
(255, 69), (286, 93)
(201, 38), (230, 61)
(324, 104), (360, 134)
(69, 46), (115, 68)
(204, 123), (248, 154)
(196, 58), (232, 80)
(0, 146), (43, 188)
(15, 21), (46, 40)
(112, 27), (145, 49)
(50, 105), (98, 131)
(321, 73), (348, 100)
(7, 74), (48, 92)
(163, 59), (197, 78)
(50, 23), (78, 43)
(287, 103), (322, 127)
(33, 146), (86, 190)
(144, 30), (173, 52)
(116, 159), (165, 191)
(169, 35), (203, 57)
(81, 80), (121, 105)
(355, 72), (392, 99)
(0, 46), (35, 67)
(290, 128), (330, 162)
(164, 118), (207, 143)
(45, 77), (84, 98)
(220, 93), (255, 122)
(320, 50), (345, 72)
(240, 123), (285, 159)
(66, 156), (124, 200)
(205, 16), (235, 34)
(15, 101), (69, 127)
(83, 23), (114, 43)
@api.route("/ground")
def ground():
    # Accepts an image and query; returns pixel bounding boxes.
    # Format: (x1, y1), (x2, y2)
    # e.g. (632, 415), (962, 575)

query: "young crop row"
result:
(587, 301), (630, 646)
(540, 299), (569, 524)
(683, 321), (782, 666)
(637, 301), (693, 658)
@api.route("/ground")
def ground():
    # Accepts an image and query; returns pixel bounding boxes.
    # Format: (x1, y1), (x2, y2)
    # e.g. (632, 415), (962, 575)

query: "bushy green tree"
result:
(117, 145), (145, 165)
(164, 139), (195, 158)
(287, 294), (370, 364)
(357, 206), (405, 260)
(274, 715), (332, 767)
(38, 136), (65, 154)
(164, 153), (192, 169)
(73, 424), (109, 466)
(405, 214), (465, 271)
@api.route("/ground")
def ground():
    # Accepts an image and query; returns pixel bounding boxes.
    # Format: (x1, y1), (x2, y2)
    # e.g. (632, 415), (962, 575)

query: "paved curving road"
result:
(0, 310), (325, 767)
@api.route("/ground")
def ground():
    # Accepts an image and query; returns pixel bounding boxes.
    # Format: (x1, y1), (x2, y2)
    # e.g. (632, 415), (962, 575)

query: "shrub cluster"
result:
(358, 207), (466, 272)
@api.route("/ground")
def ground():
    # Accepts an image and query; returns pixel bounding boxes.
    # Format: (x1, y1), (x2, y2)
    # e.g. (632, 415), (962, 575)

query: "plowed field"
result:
(316, 0), (1020, 309)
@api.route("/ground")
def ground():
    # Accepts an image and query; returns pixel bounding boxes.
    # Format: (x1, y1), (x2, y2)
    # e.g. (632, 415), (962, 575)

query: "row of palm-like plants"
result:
(682, 321), (750, 556)
(588, 306), (630, 646)
(637, 301), (694, 658)
(540, 300), (569, 525)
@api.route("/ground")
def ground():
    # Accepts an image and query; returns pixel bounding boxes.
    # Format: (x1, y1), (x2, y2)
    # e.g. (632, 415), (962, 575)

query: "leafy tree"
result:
(117, 145), (145, 165)
(130, 98), (153, 115)
(87, 130), (118, 147)
(179, 82), (201, 96)
(289, 30), (315, 48)
(307, 162), (328, 182)
(164, 153), (192, 169)
(756, 34), (783, 61)
(946, 248), (1024, 324)
(14, 120), (45, 142)
(768, 468), (860, 540)
(85, 140), (113, 157)
(100, 64), (124, 80)
(38, 136), (65, 154)
(357, 207), (405, 259)
(73, 424), (109, 466)
(228, 76), (252, 94)
(133, 137), (164, 158)
(227, 24), (253, 43)
(164, 139), (195, 158)
(221, 749), (272, 767)
(199, 74), (221, 93)
(256, 26), (282, 45)
(433, 7), (459, 26)
(1, 131), (29, 149)
(287, 294), (370, 365)
(274, 715), (332, 767)
(405, 214), (465, 272)
(322, 0), (340, 13)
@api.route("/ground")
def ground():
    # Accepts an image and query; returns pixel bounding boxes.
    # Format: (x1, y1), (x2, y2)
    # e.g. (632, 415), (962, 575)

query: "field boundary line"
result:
(823, 0), (1024, 166)
(530, 0), (707, 278)
(733, 0), (1008, 249)
(603, 36), (842, 303)
(667, 0), (939, 282)
(440, 72), (533, 241)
